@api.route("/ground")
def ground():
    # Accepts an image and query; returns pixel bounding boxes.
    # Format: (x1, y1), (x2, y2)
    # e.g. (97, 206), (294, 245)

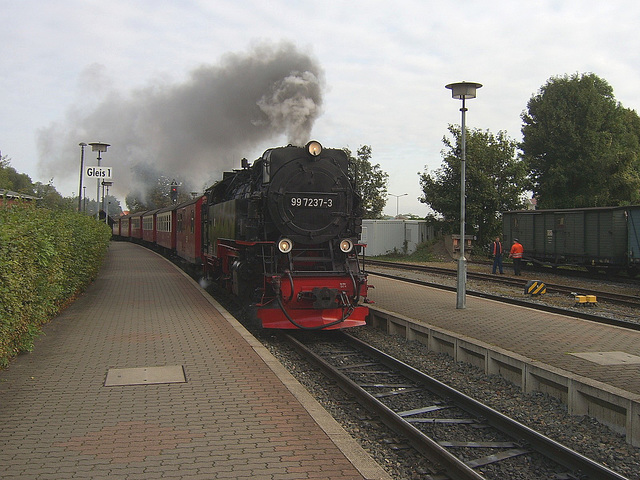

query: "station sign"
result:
(85, 166), (113, 179)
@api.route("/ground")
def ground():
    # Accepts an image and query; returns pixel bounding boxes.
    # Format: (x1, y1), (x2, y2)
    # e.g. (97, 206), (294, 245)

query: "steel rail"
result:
(284, 333), (485, 480)
(285, 331), (629, 480)
(367, 270), (640, 331)
(343, 333), (628, 480)
(366, 259), (640, 308)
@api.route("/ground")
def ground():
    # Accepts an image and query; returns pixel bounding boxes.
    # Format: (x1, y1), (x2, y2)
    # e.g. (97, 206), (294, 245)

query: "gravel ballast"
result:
(261, 326), (640, 479)
(225, 260), (640, 479)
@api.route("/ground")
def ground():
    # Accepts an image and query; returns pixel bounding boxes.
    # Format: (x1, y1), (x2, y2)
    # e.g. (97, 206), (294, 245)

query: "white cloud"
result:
(2, 0), (640, 215)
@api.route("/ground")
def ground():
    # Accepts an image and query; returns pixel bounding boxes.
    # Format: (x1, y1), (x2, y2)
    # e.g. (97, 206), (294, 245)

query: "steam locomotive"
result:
(113, 141), (370, 330)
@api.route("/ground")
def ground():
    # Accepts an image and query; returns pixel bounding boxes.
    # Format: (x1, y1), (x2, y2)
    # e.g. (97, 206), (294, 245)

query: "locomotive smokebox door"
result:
(266, 146), (353, 245)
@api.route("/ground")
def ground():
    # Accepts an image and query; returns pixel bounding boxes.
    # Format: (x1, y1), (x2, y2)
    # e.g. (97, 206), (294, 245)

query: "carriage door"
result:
(555, 212), (582, 260)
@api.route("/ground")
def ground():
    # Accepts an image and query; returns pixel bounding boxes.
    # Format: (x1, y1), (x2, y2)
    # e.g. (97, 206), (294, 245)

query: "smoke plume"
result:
(36, 41), (324, 205)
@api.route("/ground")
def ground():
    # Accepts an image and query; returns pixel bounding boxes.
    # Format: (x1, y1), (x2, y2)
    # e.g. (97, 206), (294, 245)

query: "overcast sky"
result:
(3, 0), (640, 215)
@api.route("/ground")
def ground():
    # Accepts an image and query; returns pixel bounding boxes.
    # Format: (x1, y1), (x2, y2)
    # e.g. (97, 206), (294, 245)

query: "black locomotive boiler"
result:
(201, 141), (370, 329)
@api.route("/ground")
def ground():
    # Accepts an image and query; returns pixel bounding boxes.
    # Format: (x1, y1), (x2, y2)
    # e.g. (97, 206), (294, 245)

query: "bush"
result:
(0, 202), (112, 367)
(373, 239), (438, 262)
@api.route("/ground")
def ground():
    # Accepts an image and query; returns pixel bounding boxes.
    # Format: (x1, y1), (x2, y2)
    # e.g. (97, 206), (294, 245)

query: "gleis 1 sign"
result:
(84, 166), (113, 179)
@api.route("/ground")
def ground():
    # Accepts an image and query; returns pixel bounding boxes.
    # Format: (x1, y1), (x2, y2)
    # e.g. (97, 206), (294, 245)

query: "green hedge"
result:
(0, 203), (112, 367)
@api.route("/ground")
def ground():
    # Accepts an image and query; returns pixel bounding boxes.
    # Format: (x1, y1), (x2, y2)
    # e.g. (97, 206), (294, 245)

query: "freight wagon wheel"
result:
(606, 267), (621, 276)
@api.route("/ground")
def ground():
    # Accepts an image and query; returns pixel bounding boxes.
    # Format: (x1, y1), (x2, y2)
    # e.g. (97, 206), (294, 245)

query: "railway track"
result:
(366, 260), (640, 331)
(284, 331), (629, 480)
(366, 259), (640, 309)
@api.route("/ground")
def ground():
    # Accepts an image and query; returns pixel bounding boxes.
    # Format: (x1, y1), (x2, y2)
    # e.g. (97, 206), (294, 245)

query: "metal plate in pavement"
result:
(105, 365), (186, 386)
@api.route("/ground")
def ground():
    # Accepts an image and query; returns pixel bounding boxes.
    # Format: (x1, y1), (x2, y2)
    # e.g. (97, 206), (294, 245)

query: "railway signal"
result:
(170, 180), (178, 203)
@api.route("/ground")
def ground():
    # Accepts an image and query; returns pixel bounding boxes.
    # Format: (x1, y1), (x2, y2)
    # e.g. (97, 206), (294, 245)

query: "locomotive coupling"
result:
(311, 287), (339, 309)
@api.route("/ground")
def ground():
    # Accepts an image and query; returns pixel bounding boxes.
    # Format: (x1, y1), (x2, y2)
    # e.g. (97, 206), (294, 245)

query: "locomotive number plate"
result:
(289, 194), (335, 208)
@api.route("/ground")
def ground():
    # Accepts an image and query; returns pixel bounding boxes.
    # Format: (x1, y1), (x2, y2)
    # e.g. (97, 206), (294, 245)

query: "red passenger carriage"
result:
(176, 196), (205, 265)
(155, 205), (177, 252)
(142, 209), (160, 244)
(111, 216), (121, 237)
(119, 215), (131, 239)
(129, 212), (144, 240)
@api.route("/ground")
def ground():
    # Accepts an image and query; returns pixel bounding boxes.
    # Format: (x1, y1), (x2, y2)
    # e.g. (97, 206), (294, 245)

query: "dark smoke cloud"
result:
(37, 40), (324, 203)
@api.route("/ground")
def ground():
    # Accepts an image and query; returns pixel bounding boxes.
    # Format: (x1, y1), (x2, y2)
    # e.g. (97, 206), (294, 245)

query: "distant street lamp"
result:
(77, 143), (87, 213)
(388, 193), (408, 217)
(445, 81), (482, 309)
(102, 181), (113, 224)
(89, 142), (110, 219)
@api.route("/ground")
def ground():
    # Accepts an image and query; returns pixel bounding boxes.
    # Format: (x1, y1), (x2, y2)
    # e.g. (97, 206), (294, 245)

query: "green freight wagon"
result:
(502, 206), (640, 276)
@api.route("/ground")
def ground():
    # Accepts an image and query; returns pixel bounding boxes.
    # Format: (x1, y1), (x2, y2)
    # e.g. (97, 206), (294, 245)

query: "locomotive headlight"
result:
(339, 238), (354, 253)
(306, 141), (322, 156)
(278, 238), (293, 253)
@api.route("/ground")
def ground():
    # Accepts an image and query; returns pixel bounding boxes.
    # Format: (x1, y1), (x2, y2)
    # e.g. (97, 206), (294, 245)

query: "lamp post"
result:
(445, 81), (482, 309)
(388, 193), (408, 217)
(89, 142), (110, 219)
(77, 143), (87, 213)
(102, 181), (113, 224)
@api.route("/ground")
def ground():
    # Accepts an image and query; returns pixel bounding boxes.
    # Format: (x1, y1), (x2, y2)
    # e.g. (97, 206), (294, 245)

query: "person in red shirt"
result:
(491, 236), (504, 274)
(509, 238), (524, 276)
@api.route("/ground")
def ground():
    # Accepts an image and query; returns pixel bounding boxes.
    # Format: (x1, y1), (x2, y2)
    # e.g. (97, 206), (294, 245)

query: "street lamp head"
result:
(445, 82), (482, 100)
(387, 193), (408, 217)
(79, 142), (87, 147)
(89, 142), (110, 153)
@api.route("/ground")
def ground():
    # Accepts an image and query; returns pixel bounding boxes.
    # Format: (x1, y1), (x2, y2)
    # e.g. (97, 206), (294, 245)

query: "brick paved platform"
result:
(0, 242), (391, 480)
(366, 273), (640, 446)
(368, 274), (640, 396)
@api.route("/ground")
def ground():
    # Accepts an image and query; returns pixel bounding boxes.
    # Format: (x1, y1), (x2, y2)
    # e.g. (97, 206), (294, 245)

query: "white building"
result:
(359, 219), (434, 257)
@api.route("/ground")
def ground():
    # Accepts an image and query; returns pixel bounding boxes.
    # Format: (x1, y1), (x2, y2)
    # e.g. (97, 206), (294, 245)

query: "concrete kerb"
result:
(368, 305), (640, 447)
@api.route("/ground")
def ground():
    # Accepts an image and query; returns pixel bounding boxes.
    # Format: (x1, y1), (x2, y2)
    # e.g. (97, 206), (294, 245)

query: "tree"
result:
(0, 154), (35, 195)
(345, 145), (389, 219)
(33, 181), (72, 210)
(0, 154), (10, 188)
(419, 125), (528, 247)
(521, 73), (640, 208)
